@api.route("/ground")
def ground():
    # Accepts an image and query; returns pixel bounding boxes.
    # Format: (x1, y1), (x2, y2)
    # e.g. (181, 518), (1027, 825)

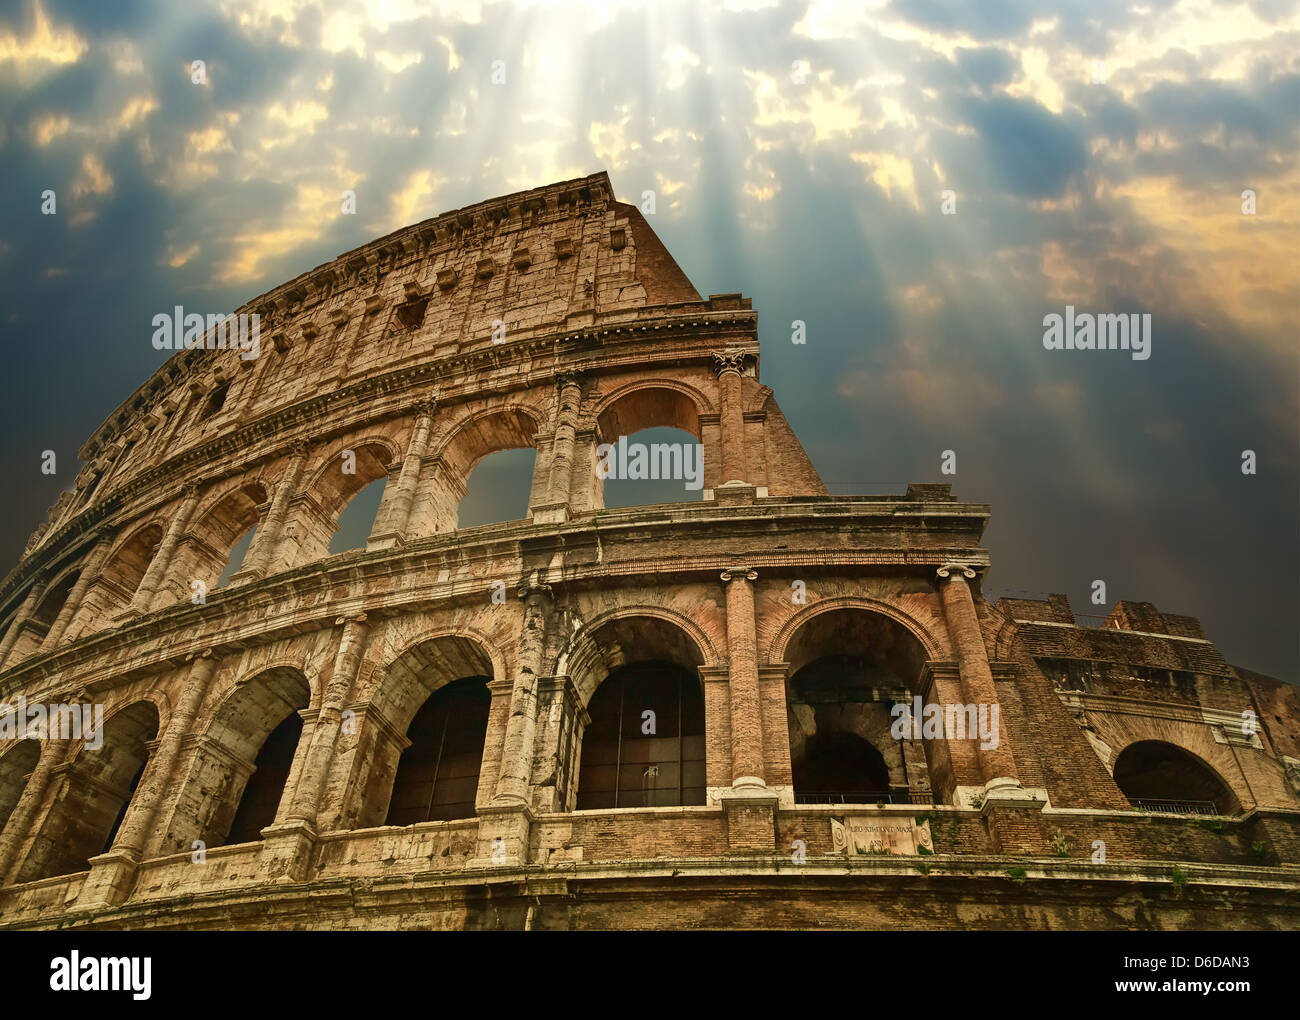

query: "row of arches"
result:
(0, 607), (1246, 884)
(2, 383), (718, 664)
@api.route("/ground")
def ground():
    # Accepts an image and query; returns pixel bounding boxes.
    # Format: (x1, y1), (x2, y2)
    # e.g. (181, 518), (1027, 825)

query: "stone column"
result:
(936, 563), (1020, 791)
(721, 568), (765, 788)
(75, 652), (218, 907)
(477, 584), (552, 867)
(128, 482), (203, 614)
(0, 578), (47, 668)
(368, 400), (436, 548)
(259, 615), (369, 882)
(284, 614), (369, 827)
(42, 532), (115, 648)
(236, 441), (310, 580)
(544, 373), (584, 514)
(0, 738), (65, 885)
(712, 352), (749, 485)
(493, 585), (552, 806)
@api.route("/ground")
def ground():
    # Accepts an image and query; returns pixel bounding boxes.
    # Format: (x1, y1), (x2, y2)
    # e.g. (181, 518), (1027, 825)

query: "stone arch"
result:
(592, 380), (712, 440)
(563, 612), (710, 811)
(335, 632), (500, 831)
(29, 564), (82, 633)
(559, 606), (718, 707)
(1111, 739), (1241, 815)
(298, 437), (400, 556)
(0, 739), (41, 836)
(305, 435), (402, 516)
(419, 406), (544, 532)
(162, 666), (313, 853)
(770, 595), (946, 668)
(165, 480), (270, 604)
(776, 604), (938, 805)
(76, 521), (166, 625)
(19, 699), (160, 882)
(432, 406), (544, 477)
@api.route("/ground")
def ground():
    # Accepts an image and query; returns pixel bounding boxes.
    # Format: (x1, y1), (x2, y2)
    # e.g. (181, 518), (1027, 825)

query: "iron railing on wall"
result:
(794, 791), (933, 805)
(1128, 798), (1219, 816)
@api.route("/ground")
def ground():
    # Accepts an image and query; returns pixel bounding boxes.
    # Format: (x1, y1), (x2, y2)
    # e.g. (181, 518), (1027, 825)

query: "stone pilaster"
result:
(127, 482), (203, 614)
(936, 563), (1020, 799)
(262, 614), (369, 881)
(712, 352), (750, 486)
(0, 738), (65, 885)
(235, 440), (310, 580)
(0, 578), (48, 669)
(720, 568), (764, 789)
(42, 532), (115, 648)
(368, 400), (436, 548)
(74, 651), (218, 907)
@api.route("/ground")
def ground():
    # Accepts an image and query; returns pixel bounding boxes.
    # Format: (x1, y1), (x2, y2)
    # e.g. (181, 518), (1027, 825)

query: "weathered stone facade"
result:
(0, 172), (1295, 930)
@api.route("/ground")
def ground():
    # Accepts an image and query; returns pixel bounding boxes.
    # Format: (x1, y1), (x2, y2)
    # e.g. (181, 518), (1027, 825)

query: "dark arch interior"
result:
(0, 740), (41, 833)
(1113, 741), (1238, 814)
(793, 730), (891, 798)
(225, 710), (303, 845)
(386, 675), (491, 825)
(577, 660), (705, 810)
(782, 608), (932, 805)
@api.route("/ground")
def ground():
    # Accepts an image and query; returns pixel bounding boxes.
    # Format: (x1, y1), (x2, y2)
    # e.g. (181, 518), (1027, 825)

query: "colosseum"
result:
(0, 171), (1296, 930)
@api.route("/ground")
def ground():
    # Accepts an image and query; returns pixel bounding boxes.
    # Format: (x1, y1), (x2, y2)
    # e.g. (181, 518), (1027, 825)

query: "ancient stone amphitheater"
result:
(0, 172), (1296, 930)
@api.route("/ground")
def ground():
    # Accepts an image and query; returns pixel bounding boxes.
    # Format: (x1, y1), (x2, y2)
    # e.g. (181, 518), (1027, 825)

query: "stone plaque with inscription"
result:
(831, 815), (934, 856)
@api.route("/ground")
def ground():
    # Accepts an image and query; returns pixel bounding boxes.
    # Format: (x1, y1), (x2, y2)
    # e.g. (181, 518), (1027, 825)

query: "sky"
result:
(0, 0), (1296, 681)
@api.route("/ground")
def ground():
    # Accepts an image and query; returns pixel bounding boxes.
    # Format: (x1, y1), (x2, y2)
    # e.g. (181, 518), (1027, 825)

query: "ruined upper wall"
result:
(21, 172), (722, 555)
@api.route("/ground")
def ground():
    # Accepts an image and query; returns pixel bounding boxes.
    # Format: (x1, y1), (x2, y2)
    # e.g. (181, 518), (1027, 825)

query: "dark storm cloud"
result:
(0, 0), (1294, 683)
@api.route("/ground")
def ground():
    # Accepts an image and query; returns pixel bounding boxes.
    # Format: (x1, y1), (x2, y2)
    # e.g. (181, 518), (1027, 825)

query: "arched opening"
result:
(302, 441), (394, 562)
(794, 731), (891, 799)
(577, 660), (706, 809)
(386, 675), (491, 825)
(19, 700), (159, 882)
(97, 523), (165, 606)
(594, 387), (705, 511)
(783, 609), (933, 805)
(215, 525), (257, 587)
(1113, 741), (1240, 815)
(164, 667), (312, 853)
(599, 427), (704, 509)
(353, 635), (497, 831)
(165, 483), (267, 605)
(420, 408), (540, 533)
(30, 570), (79, 633)
(0, 739), (41, 835)
(458, 448), (537, 527)
(225, 711), (303, 844)
(329, 478), (386, 553)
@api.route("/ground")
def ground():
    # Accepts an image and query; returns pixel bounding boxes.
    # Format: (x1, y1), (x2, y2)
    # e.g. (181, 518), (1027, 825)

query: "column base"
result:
(718, 782), (780, 853)
(227, 566), (265, 586)
(470, 802), (534, 868)
(711, 481), (757, 506)
(529, 502), (569, 524)
(364, 531), (405, 551)
(74, 848), (142, 909)
(256, 819), (319, 884)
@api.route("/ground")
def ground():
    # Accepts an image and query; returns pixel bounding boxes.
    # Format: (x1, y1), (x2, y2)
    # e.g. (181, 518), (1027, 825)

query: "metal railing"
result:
(1128, 798), (1219, 816)
(795, 790), (933, 805)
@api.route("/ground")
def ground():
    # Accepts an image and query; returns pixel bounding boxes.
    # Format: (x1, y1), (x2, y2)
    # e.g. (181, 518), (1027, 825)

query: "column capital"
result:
(711, 351), (752, 377)
(333, 612), (368, 627)
(517, 582), (554, 603)
(936, 561), (980, 581)
(720, 567), (757, 584)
